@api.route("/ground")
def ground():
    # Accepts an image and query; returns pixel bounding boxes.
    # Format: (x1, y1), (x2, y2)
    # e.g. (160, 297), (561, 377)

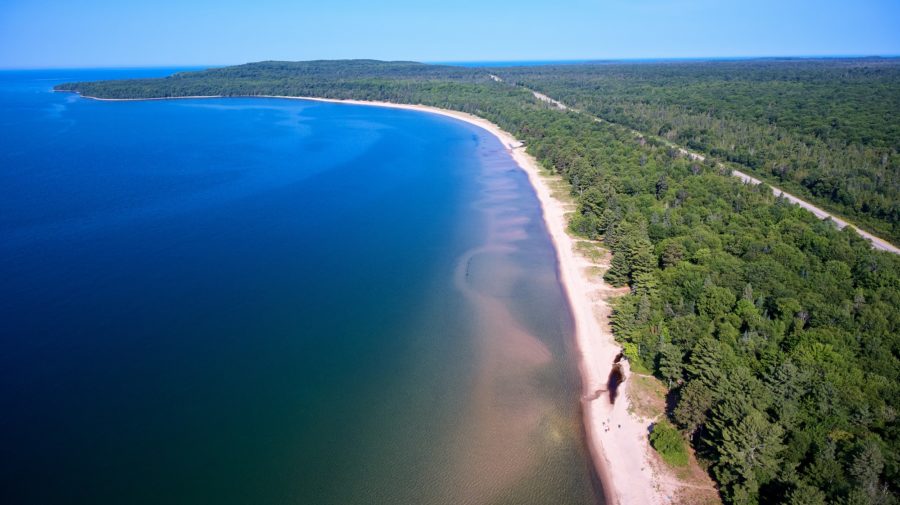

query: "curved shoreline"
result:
(62, 91), (663, 505)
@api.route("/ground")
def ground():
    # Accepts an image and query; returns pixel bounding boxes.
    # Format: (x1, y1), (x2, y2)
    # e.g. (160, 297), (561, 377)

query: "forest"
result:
(494, 58), (900, 244)
(56, 59), (900, 505)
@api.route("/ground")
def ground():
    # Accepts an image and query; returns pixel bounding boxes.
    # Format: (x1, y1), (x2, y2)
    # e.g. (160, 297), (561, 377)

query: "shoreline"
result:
(58, 89), (900, 255)
(62, 90), (665, 505)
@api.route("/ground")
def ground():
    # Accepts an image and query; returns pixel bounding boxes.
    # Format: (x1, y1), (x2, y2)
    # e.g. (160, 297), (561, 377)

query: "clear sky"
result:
(1, 0), (898, 68)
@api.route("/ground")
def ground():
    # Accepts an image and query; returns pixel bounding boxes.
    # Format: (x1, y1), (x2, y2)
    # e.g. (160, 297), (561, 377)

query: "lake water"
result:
(0, 69), (600, 504)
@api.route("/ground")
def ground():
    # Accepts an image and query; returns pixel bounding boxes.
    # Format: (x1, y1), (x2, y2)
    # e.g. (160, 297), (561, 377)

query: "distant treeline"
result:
(54, 60), (494, 101)
(57, 59), (900, 505)
(494, 59), (900, 244)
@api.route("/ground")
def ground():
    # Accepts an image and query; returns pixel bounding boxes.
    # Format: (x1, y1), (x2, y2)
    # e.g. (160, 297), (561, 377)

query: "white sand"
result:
(288, 97), (666, 504)
(70, 91), (668, 504)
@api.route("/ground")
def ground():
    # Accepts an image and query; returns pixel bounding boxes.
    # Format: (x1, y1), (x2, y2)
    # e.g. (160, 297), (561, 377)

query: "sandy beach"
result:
(290, 97), (668, 505)
(69, 91), (668, 504)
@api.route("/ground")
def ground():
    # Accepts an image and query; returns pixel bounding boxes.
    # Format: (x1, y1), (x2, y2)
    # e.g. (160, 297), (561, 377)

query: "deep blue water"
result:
(0, 69), (599, 504)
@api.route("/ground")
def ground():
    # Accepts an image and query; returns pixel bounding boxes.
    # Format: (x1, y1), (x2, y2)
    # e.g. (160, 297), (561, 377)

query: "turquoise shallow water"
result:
(0, 70), (600, 504)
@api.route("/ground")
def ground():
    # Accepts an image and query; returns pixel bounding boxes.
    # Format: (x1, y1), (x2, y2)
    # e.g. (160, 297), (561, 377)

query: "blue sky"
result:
(1, 0), (898, 68)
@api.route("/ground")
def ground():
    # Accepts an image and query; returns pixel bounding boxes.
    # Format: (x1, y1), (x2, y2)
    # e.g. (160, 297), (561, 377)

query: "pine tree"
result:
(657, 342), (684, 386)
(604, 250), (631, 286)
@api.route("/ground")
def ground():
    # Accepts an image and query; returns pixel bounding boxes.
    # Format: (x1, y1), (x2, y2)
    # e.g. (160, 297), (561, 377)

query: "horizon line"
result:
(3, 53), (899, 71)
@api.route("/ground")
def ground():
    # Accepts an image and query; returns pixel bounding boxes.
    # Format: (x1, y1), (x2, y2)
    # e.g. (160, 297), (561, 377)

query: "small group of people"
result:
(601, 418), (621, 433)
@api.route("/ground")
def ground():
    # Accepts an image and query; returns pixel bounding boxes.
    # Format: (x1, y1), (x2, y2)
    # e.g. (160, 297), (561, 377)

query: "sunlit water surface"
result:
(0, 69), (600, 504)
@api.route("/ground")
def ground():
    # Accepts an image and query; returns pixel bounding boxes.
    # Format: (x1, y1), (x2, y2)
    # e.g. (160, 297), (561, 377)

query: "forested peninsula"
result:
(56, 59), (900, 505)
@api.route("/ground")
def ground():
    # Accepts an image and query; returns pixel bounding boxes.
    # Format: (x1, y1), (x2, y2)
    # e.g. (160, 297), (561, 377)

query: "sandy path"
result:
(531, 91), (568, 111)
(730, 168), (900, 254)
(672, 144), (900, 254)
(69, 90), (667, 504)
(511, 87), (899, 255)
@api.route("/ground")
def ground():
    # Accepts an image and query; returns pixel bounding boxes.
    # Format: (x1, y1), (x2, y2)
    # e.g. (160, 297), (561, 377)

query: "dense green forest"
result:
(56, 60), (900, 505)
(493, 59), (900, 244)
(54, 60), (500, 102)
